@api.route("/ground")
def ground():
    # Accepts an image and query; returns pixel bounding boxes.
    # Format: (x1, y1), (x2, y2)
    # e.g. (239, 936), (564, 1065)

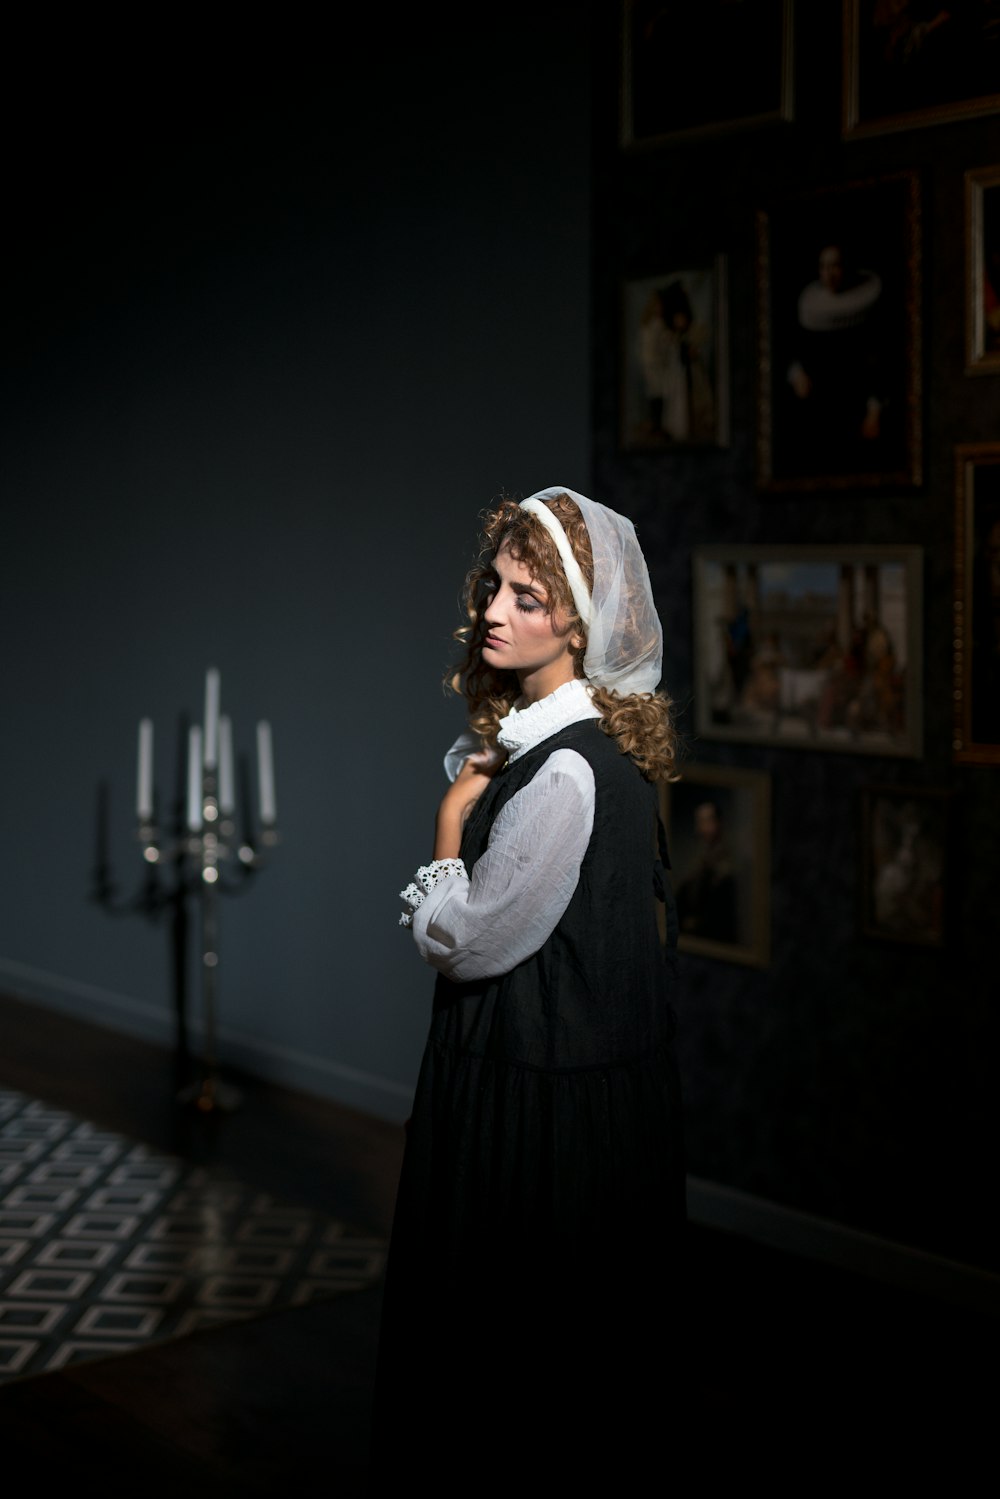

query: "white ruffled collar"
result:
(497, 677), (601, 762)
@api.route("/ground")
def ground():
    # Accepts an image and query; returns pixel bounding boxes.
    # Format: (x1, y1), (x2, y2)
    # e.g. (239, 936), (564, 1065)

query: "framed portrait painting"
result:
(693, 545), (924, 757)
(953, 443), (1000, 765)
(966, 165), (1000, 375)
(860, 786), (951, 947)
(661, 763), (771, 968)
(620, 0), (794, 148)
(843, 0), (1000, 138)
(756, 171), (922, 491)
(620, 258), (729, 451)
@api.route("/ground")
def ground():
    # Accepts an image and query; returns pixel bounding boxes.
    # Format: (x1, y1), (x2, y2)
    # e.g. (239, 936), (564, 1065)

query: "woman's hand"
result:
(433, 751), (504, 859)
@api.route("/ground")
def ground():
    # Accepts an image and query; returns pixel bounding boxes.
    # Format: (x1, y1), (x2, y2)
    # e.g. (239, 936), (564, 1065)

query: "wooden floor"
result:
(0, 991), (994, 1494)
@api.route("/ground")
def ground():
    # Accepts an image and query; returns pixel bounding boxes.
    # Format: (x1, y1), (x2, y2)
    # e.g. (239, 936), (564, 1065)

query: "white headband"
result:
(519, 497), (593, 629)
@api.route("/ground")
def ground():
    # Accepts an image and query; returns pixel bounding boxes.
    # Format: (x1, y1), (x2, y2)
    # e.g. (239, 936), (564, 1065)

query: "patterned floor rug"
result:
(0, 1088), (387, 1383)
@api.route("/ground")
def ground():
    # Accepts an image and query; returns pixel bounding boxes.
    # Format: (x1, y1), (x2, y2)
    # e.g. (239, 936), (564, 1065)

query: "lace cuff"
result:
(399, 858), (468, 928)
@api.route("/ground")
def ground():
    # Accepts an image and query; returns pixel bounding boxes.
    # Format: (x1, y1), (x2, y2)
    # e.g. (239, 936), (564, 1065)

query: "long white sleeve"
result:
(409, 748), (595, 983)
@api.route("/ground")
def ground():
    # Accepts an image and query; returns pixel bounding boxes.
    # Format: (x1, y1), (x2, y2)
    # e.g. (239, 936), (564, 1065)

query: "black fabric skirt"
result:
(370, 1036), (687, 1490)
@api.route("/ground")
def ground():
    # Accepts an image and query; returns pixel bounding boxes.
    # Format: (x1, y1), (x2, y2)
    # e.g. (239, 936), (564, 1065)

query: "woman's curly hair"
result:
(446, 492), (679, 783)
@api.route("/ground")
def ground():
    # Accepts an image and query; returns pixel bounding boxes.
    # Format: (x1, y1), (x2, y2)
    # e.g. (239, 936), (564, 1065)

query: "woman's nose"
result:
(484, 586), (508, 625)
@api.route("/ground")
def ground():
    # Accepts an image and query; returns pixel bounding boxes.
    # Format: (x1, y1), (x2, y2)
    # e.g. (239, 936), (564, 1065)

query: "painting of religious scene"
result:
(843, 0), (1000, 137)
(693, 545), (924, 756)
(661, 763), (771, 968)
(756, 171), (921, 490)
(620, 260), (729, 450)
(861, 787), (951, 947)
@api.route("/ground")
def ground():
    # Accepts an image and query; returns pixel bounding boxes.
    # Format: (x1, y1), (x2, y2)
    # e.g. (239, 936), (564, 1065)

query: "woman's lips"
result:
(484, 635), (505, 648)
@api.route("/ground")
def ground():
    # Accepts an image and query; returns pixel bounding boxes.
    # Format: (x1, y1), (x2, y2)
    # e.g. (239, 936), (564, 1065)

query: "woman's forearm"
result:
(432, 757), (498, 859)
(433, 800), (465, 860)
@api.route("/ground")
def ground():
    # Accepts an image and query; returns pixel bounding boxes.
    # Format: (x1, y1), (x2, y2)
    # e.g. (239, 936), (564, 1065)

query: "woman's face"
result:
(481, 543), (581, 702)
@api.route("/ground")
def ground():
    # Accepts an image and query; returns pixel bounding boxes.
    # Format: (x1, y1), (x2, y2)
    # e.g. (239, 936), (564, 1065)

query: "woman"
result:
(638, 280), (716, 445)
(372, 488), (685, 1487)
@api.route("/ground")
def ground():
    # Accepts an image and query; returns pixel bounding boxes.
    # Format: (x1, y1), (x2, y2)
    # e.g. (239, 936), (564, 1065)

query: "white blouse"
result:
(400, 679), (602, 983)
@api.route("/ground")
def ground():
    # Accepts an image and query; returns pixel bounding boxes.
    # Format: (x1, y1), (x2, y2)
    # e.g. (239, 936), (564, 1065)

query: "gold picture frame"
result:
(842, 0), (1000, 139)
(693, 544), (925, 758)
(661, 762), (771, 969)
(756, 171), (922, 492)
(619, 257), (730, 451)
(621, 0), (794, 149)
(965, 165), (1000, 376)
(953, 442), (1000, 765)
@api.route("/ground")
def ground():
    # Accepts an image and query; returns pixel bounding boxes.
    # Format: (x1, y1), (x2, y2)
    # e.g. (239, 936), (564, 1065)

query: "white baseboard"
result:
(0, 957), (414, 1123)
(687, 1175), (1000, 1317)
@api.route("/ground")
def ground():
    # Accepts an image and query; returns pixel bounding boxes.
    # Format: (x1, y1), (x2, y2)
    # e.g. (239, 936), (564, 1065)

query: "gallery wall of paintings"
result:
(596, 1), (1000, 1269)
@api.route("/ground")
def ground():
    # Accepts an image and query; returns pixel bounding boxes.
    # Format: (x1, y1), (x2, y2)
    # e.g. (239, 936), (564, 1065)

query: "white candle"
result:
(136, 718), (154, 822)
(218, 716), (235, 815)
(187, 726), (203, 832)
(256, 720), (276, 825)
(203, 667), (220, 769)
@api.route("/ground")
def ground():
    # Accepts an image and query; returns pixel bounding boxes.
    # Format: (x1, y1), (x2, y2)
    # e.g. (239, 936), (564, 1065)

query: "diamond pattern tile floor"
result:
(0, 1088), (387, 1383)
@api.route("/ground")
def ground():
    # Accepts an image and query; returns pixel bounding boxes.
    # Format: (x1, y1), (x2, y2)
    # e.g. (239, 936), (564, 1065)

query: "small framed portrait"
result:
(756, 171), (922, 491)
(843, 0), (1000, 138)
(953, 443), (1000, 765)
(661, 762), (771, 968)
(860, 786), (951, 947)
(966, 165), (1000, 376)
(620, 0), (794, 148)
(693, 545), (924, 757)
(620, 259), (730, 451)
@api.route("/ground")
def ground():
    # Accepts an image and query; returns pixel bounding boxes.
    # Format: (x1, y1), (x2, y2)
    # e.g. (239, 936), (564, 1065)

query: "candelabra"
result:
(95, 669), (278, 1114)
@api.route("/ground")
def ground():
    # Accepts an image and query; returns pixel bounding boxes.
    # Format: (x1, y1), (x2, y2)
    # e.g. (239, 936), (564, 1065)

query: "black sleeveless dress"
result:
(372, 720), (685, 1488)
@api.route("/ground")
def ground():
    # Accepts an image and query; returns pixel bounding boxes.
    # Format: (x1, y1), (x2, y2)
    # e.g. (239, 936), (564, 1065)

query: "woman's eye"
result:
(515, 596), (542, 613)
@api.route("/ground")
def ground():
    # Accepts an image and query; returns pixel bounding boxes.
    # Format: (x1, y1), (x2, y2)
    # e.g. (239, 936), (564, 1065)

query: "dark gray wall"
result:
(591, 5), (1000, 1270)
(1, 13), (593, 1119)
(7, 8), (997, 1276)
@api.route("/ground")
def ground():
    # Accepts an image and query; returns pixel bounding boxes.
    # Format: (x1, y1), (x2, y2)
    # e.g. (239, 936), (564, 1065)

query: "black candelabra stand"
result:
(94, 671), (278, 1113)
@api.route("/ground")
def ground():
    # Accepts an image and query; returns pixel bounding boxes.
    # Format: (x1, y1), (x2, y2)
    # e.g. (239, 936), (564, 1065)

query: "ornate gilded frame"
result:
(952, 442), (1000, 765)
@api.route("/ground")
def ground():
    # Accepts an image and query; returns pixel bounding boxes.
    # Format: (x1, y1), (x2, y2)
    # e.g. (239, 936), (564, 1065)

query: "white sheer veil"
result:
(518, 486), (662, 697)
